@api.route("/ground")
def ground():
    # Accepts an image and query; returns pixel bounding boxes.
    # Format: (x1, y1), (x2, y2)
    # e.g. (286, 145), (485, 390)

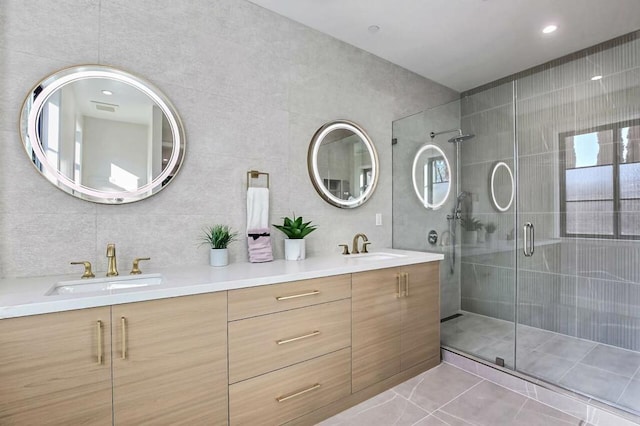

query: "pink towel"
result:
(248, 227), (273, 263)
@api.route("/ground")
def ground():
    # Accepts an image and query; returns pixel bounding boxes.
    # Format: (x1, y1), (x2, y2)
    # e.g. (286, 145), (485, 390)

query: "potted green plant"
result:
(199, 225), (238, 267)
(460, 217), (483, 245)
(272, 214), (317, 260)
(485, 222), (498, 243)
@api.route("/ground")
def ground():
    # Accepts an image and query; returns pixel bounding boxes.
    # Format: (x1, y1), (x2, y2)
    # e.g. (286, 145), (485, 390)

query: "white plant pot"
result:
(284, 239), (306, 261)
(477, 228), (486, 243)
(485, 232), (494, 243)
(462, 230), (478, 245)
(210, 248), (229, 267)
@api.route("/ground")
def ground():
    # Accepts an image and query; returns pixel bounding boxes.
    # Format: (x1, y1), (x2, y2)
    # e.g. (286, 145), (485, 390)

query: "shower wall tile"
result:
(461, 82), (513, 117)
(460, 106), (514, 166)
(517, 60), (575, 100)
(460, 262), (515, 321)
(574, 68), (640, 128)
(574, 37), (640, 83)
(517, 153), (558, 215)
(516, 87), (576, 157)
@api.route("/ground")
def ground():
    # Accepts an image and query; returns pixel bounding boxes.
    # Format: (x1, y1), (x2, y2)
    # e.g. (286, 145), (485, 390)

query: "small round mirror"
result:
(412, 144), (451, 209)
(20, 65), (185, 204)
(490, 161), (514, 212)
(307, 120), (379, 208)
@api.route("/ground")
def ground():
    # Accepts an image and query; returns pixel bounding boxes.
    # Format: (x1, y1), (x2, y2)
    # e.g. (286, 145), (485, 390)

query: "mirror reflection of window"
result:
(427, 156), (449, 205)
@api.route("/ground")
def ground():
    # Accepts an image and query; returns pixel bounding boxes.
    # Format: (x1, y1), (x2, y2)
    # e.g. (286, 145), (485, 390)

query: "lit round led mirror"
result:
(307, 120), (379, 208)
(490, 161), (514, 212)
(412, 144), (451, 209)
(20, 65), (185, 204)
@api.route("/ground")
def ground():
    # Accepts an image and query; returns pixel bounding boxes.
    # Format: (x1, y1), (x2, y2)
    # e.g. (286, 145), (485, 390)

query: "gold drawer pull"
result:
(96, 320), (103, 365)
(404, 272), (410, 297)
(276, 330), (321, 345)
(396, 274), (402, 298)
(121, 317), (127, 360)
(276, 383), (321, 402)
(275, 290), (320, 301)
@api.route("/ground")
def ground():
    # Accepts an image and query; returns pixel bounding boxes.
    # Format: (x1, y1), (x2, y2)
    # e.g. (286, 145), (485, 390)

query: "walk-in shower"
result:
(392, 32), (640, 419)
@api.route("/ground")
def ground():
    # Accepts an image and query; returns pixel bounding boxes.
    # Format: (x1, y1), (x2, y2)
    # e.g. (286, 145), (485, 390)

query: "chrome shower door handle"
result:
(523, 222), (534, 257)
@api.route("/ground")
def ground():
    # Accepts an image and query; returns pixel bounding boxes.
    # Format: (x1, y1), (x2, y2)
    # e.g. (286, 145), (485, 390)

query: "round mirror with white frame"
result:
(20, 65), (185, 204)
(412, 144), (451, 209)
(307, 120), (379, 208)
(490, 161), (514, 212)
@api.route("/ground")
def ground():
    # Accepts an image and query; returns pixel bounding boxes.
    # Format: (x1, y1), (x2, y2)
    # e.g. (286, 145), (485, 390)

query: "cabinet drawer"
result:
(229, 348), (351, 426)
(229, 299), (351, 383)
(228, 274), (351, 320)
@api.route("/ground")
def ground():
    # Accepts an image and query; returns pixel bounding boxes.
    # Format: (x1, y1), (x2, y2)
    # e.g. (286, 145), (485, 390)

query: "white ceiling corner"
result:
(247, 0), (640, 92)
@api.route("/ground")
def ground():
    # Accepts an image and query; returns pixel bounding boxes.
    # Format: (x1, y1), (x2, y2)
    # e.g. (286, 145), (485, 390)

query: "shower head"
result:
(448, 133), (475, 143)
(430, 128), (475, 143)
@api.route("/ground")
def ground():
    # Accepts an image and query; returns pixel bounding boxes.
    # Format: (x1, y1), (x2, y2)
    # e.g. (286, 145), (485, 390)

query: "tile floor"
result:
(441, 311), (640, 415)
(320, 363), (584, 425)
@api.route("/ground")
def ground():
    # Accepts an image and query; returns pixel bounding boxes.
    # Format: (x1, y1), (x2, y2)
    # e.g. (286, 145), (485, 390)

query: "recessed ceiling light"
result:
(591, 75), (603, 81)
(368, 25), (380, 34)
(542, 24), (557, 34)
(101, 90), (113, 95)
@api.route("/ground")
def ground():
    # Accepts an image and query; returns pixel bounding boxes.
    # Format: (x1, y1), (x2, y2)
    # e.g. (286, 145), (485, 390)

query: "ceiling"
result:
(248, 0), (640, 92)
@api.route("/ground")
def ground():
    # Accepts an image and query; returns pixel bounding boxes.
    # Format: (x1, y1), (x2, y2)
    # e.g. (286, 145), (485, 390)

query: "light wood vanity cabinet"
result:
(112, 293), (228, 425)
(0, 294), (228, 426)
(0, 307), (113, 425)
(352, 262), (440, 392)
(0, 260), (440, 425)
(228, 275), (353, 425)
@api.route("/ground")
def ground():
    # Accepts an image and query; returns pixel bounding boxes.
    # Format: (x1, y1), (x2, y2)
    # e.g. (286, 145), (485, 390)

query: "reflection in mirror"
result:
(490, 161), (514, 212)
(308, 120), (379, 208)
(20, 65), (185, 204)
(412, 144), (451, 209)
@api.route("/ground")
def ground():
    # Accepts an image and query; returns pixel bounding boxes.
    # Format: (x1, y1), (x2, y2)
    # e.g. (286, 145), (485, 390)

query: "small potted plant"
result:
(460, 217), (483, 245)
(272, 214), (317, 260)
(485, 222), (498, 243)
(199, 224), (238, 267)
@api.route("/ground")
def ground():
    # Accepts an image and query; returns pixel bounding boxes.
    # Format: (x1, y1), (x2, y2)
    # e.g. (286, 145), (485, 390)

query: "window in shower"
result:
(560, 119), (640, 239)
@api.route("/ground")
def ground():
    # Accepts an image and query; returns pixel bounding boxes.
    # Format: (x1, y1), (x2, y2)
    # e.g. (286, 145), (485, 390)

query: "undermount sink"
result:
(347, 252), (407, 261)
(47, 273), (163, 296)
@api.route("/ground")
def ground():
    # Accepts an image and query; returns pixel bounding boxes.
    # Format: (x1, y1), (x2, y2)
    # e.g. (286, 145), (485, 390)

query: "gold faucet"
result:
(352, 233), (369, 254)
(130, 257), (150, 275)
(106, 243), (119, 277)
(70, 261), (95, 279)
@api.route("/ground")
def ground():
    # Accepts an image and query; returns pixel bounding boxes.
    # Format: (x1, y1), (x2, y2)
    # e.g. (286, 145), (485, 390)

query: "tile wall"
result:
(0, 0), (457, 278)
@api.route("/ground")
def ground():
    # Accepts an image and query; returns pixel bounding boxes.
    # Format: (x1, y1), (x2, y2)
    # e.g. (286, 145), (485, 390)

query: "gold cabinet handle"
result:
(96, 320), (103, 365)
(121, 317), (127, 360)
(276, 383), (321, 402)
(275, 290), (320, 301)
(396, 274), (402, 298)
(404, 272), (410, 297)
(276, 330), (321, 345)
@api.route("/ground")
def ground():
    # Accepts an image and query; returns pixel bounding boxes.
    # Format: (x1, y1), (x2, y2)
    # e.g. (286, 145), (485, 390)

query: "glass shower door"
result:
(514, 38), (640, 415)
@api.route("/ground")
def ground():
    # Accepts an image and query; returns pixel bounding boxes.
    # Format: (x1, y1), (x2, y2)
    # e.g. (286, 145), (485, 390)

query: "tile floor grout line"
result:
(406, 373), (428, 402)
(432, 408), (481, 426)
(341, 392), (399, 419)
(436, 377), (487, 415)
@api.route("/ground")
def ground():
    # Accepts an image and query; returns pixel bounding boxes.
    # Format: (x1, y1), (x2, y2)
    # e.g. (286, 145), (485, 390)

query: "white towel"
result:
(247, 188), (270, 230)
(247, 188), (273, 262)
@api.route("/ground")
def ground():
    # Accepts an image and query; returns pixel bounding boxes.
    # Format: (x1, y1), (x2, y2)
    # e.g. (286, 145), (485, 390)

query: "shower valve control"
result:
(428, 230), (438, 245)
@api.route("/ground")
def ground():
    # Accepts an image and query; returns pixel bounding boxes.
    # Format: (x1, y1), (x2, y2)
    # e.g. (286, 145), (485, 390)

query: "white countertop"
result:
(0, 249), (443, 319)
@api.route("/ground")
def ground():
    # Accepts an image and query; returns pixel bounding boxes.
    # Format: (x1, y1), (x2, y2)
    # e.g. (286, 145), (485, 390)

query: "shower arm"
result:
(430, 129), (463, 139)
